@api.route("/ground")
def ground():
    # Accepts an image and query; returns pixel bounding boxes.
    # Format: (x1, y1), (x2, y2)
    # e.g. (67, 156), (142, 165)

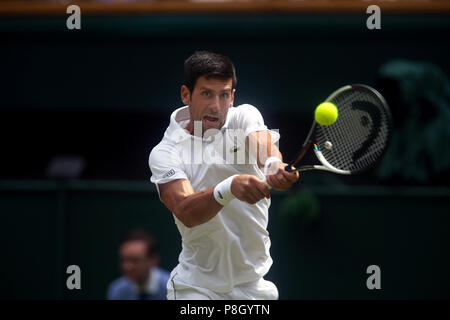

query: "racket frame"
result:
(285, 84), (391, 175)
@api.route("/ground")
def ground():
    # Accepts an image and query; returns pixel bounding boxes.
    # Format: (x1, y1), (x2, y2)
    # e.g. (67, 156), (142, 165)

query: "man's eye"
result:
(221, 93), (230, 98)
(202, 91), (210, 97)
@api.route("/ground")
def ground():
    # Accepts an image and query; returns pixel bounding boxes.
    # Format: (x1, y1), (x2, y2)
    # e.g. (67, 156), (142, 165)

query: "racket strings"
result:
(315, 88), (391, 173)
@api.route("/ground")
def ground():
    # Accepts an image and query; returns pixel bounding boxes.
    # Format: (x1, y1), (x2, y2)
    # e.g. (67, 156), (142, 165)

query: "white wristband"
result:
(213, 175), (238, 206)
(264, 156), (282, 175)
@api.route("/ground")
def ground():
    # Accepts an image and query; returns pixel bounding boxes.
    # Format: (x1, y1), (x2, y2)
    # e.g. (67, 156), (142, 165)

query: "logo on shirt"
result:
(217, 190), (224, 199)
(230, 146), (240, 153)
(162, 169), (175, 179)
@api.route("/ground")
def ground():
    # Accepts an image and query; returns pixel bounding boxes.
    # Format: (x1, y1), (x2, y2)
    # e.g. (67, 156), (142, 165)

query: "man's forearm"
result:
(176, 188), (223, 228)
(248, 131), (283, 169)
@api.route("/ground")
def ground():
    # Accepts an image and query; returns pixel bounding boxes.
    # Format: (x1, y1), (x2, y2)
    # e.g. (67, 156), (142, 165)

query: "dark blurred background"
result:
(0, 0), (449, 299)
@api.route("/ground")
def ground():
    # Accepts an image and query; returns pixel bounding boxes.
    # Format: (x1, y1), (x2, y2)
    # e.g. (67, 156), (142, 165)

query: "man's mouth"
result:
(203, 115), (219, 125)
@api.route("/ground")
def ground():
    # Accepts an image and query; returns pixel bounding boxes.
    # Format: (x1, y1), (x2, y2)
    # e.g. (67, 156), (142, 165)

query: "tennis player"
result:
(149, 51), (299, 300)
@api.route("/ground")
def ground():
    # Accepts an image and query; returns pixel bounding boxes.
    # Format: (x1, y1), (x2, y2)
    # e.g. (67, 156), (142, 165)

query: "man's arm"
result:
(247, 130), (299, 190)
(158, 176), (270, 228)
(247, 130), (282, 168)
(158, 179), (221, 228)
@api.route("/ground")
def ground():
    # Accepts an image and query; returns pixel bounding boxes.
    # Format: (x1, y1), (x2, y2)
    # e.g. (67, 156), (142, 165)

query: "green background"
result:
(1, 181), (449, 299)
(1, 12), (449, 299)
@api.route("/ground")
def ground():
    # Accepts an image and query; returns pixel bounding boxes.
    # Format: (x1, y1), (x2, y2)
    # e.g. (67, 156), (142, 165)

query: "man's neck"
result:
(184, 120), (194, 135)
(184, 119), (206, 137)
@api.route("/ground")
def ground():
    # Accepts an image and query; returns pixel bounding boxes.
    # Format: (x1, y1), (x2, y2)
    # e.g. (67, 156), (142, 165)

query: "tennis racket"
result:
(284, 84), (393, 175)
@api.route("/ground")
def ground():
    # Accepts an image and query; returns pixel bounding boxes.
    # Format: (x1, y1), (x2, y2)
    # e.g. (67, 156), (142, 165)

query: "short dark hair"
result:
(119, 229), (158, 257)
(184, 51), (237, 93)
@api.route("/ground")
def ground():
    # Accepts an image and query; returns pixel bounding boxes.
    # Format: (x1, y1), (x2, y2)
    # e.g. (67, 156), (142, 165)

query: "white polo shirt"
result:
(149, 104), (277, 293)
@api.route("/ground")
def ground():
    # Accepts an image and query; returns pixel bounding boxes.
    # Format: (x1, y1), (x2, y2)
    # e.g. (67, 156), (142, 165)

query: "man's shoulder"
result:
(107, 276), (135, 299)
(109, 276), (132, 290)
(229, 104), (263, 122)
(227, 104), (266, 133)
(232, 103), (260, 114)
(150, 138), (175, 154)
(149, 137), (179, 164)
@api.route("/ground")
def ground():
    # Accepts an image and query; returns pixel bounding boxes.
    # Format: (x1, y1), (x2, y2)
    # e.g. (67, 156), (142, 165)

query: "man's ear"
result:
(181, 85), (191, 105)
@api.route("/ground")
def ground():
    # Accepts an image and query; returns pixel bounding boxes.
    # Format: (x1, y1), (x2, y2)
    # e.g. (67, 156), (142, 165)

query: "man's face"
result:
(119, 240), (157, 284)
(181, 76), (235, 134)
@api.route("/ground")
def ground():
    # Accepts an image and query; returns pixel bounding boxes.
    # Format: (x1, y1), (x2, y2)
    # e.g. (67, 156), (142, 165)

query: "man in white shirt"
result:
(149, 51), (299, 300)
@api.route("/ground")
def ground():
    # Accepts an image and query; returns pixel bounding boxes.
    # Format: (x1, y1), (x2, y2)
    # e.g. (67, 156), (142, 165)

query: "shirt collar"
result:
(164, 106), (232, 143)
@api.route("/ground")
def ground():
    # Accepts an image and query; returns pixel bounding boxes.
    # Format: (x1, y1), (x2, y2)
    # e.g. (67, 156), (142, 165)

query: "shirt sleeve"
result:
(234, 104), (269, 137)
(149, 143), (188, 185)
(233, 104), (280, 146)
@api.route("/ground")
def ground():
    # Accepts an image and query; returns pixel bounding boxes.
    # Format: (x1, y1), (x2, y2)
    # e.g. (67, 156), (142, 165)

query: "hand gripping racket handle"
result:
(261, 176), (272, 190)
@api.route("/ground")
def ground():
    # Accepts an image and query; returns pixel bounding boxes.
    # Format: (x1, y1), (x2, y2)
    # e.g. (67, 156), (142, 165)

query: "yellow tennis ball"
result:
(315, 102), (338, 125)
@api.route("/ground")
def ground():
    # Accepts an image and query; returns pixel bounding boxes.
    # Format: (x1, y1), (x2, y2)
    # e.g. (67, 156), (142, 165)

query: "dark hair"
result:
(184, 51), (237, 93)
(120, 229), (158, 257)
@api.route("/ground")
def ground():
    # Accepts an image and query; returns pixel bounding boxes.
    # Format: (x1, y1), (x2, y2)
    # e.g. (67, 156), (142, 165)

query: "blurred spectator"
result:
(107, 229), (170, 300)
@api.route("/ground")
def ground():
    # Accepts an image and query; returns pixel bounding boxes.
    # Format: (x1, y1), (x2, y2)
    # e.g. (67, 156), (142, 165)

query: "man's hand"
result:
(265, 162), (299, 191)
(231, 174), (271, 204)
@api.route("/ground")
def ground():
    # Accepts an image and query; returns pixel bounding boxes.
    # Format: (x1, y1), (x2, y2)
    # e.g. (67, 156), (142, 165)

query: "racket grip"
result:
(285, 166), (293, 172)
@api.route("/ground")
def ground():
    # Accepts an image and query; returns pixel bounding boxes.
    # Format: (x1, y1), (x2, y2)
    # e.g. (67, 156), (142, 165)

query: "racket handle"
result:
(285, 165), (294, 172)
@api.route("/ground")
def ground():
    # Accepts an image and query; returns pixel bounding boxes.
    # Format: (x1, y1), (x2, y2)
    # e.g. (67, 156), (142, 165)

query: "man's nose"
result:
(121, 262), (132, 272)
(209, 96), (220, 113)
